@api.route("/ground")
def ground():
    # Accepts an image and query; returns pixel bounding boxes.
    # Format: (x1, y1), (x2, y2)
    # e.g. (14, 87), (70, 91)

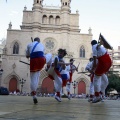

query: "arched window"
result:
(49, 15), (53, 24)
(80, 45), (85, 58)
(42, 15), (47, 24)
(55, 16), (60, 25)
(13, 42), (19, 54)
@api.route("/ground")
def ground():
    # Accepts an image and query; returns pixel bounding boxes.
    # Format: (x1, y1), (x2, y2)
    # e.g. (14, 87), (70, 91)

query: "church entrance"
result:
(41, 77), (54, 94)
(9, 78), (17, 92)
(78, 81), (86, 94)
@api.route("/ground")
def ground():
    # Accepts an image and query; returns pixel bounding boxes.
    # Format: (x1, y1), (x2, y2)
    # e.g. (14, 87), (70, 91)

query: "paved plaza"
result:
(0, 95), (120, 120)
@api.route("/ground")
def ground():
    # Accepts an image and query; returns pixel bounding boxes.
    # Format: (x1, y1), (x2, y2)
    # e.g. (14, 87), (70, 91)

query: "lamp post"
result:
(72, 80), (78, 95)
(19, 78), (26, 93)
(0, 69), (3, 86)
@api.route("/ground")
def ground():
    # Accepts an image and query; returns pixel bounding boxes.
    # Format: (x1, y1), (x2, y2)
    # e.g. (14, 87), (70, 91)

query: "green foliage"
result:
(106, 74), (120, 93)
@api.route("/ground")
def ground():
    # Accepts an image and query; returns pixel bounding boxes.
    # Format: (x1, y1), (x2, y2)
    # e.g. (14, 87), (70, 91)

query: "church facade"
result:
(1, 0), (93, 95)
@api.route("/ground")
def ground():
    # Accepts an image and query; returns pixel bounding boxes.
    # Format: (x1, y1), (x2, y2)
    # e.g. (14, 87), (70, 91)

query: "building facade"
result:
(1, 0), (93, 94)
(108, 47), (120, 74)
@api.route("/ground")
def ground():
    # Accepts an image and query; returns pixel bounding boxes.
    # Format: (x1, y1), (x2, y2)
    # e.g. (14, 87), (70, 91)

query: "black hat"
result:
(34, 37), (40, 42)
(91, 40), (97, 46)
(89, 57), (93, 62)
(70, 58), (74, 62)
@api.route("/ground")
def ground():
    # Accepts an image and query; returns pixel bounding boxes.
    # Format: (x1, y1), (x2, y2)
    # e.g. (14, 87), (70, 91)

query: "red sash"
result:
(54, 69), (61, 78)
(30, 57), (46, 72)
(68, 72), (72, 83)
(48, 69), (61, 81)
(95, 53), (112, 76)
(62, 80), (68, 87)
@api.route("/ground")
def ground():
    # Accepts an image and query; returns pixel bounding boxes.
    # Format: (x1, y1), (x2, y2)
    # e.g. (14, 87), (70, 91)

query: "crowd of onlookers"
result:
(1, 86), (119, 100)
(7, 91), (120, 100)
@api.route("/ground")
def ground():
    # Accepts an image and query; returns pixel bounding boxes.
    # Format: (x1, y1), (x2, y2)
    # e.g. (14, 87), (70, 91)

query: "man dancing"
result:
(85, 57), (94, 102)
(48, 48), (72, 102)
(26, 37), (52, 104)
(91, 40), (112, 103)
(60, 64), (70, 99)
(66, 59), (78, 100)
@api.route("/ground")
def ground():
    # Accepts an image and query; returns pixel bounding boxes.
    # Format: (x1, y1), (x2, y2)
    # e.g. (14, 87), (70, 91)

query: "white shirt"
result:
(60, 65), (70, 79)
(26, 41), (45, 56)
(51, 56), (65, 71)
(85, 61), (93, 71)
(52, 56), (65, 64)
(85, 59), (98, 71)
(70, 64), (76, 73)
(92, 44), (106, 57)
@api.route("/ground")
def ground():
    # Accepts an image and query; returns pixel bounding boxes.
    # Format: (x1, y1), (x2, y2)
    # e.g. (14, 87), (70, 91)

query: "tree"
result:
(106, 73), (120, 93)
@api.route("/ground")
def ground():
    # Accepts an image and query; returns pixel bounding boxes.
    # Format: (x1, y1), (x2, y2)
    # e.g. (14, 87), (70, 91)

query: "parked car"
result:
(0, 87), (9, 95)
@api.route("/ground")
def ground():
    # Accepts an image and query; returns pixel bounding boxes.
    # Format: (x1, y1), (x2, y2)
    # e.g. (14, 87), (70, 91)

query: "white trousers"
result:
(62, 83), (71, 95)
(53, 72), (62, 92)
(101, 74), (109, 95)
(93, 74), (108, 95)
(89, 82), (94, 95)
(30, 71), (40, 92)
(66, 81), (71, 93)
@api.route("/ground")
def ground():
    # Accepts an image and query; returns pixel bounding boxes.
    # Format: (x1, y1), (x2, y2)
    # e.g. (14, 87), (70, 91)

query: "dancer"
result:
(60, 64), (70, 99)
(48, 48), (72, 102)
(26, 37), (52, 104)
(86, 57), (109, 102)
(85, 57), (94, 102)
(91, 40), (112, 103)
(66, 59), (78, 99)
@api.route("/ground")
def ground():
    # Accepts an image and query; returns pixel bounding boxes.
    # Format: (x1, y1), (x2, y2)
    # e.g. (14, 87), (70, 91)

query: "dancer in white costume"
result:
(85, 58), (95, 102)
(26, 37), (52, 104)
(85, 57), (109, 102)
(66, 59), (78, 99)
(60, 64), (71, 99)
(47, 49), (72, 102)
(91, 40), (111, 103)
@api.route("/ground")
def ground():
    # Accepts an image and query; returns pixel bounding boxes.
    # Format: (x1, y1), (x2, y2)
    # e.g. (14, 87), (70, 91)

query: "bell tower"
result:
(32, 0), (43, 10)
(61, 0), (71, 11)
(60, 0), (71, 51)
(60, 0), (71, 26)
(32, 0), (44, 38)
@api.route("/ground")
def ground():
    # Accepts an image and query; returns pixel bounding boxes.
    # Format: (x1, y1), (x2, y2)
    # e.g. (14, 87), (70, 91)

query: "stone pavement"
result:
(0, 95), (120, 120)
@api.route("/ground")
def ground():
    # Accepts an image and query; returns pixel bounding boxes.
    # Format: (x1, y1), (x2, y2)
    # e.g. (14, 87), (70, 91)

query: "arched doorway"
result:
(9, 78), (17, 92)
(41, 77), (54, 94)
(78, 81), (86, 94)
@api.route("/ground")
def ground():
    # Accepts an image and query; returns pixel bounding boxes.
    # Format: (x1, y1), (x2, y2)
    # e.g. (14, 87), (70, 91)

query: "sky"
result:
(0, 0), (120, 49)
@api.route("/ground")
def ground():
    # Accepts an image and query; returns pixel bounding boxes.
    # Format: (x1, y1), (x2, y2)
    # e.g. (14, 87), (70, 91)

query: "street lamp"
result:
(0, 69), (3, 86)
(72, 80), (78, 95)
(19, 78), (26, 93)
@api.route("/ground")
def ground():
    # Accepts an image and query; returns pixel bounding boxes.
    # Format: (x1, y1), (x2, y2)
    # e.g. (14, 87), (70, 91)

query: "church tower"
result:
(22, 0), (44, 38)
(60, 0), (71, 26)
(61, 0), (71, 11)
(32, 0), (44, 38)
(32, 0), (43, 23)
(33, 0), (43, 10)
(60, 0), (71, 50)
